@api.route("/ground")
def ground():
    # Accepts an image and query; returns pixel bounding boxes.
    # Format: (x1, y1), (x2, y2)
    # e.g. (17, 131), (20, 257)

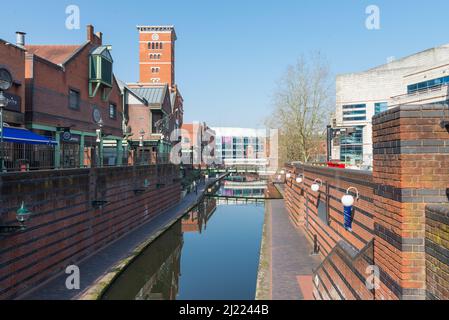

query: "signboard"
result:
(4, 93), (21, 112)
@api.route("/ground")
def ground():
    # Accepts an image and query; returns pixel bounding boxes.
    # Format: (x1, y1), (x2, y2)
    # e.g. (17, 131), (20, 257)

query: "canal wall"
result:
(284, 104), (449, 300)
(0, 164), (181, 299)
(425, 205), (449, 300)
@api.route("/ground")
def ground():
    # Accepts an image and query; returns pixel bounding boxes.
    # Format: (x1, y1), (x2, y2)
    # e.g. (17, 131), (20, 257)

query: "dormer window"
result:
(89, 46), (113, 100)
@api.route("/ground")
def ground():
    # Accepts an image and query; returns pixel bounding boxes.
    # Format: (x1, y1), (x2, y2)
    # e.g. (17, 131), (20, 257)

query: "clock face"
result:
(152, 33), (160, 41)
(92, 107), (102, 124)
(0, 68), (13, 91)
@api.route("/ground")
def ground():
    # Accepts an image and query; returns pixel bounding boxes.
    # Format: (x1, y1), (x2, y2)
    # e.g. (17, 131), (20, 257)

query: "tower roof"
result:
(136, 25), (177, 40)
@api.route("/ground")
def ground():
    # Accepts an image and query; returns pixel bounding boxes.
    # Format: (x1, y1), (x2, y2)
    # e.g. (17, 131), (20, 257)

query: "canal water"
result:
(102, 177), (278, 300)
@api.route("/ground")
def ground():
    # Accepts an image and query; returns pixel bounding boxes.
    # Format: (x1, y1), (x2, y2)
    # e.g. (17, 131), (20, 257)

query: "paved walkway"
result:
(20, 179), (215, 300)
(269, 198), (322, 300)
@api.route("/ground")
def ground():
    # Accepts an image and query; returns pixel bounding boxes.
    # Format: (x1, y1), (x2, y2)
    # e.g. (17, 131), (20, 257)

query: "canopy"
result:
(0, 127), (57, 145)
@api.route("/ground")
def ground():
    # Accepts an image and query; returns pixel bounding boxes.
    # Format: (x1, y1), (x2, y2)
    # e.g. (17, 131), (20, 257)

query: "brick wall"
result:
(372, 104), (449, 300)
(284, 103), (449, 300)
(284, 165), (375, 300)
(425, 204), (449, 300)
(0, 165), (181, 299)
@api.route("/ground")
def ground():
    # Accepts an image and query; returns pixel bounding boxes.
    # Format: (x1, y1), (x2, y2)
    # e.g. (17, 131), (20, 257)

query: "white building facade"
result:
(332, 43), (449, 169)
(212, 127), (270, 169)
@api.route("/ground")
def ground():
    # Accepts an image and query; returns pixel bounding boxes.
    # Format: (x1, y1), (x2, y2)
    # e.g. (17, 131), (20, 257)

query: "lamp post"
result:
(96, 118), (104, 167)
(139, 129), (145, 165)
(0, 91), (7, 173)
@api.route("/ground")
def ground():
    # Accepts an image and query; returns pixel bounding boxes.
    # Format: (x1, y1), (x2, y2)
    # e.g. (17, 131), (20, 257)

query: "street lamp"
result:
(311, 178), (323, 192)
(0, 91), (7, 173)
(0, 202), (32, 234)
(341, 187), (359, 232)
(96, 118), (104, 167)
(139, 129), (145, 165)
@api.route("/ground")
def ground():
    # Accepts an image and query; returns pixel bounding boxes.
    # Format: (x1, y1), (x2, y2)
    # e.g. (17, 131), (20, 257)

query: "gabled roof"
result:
(25, 44), (87, 65)
(117, 79), (148, 105)
(91, 45), (113, 61)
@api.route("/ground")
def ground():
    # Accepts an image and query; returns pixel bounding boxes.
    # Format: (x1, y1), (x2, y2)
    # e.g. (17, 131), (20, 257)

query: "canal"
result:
(101, 176), (281, 300)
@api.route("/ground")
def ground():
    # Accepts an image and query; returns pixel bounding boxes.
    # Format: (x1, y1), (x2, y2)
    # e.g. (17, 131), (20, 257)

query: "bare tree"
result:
(267, 53), (333, 164)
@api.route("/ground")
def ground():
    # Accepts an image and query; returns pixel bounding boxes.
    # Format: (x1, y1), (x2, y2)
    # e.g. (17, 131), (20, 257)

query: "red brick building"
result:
(122, 82), (173, 163)
(136, 25), (184, 141)
(181, 122), (216, 167)
(0, 37), (26, 127)
(25, 25), (124, 168)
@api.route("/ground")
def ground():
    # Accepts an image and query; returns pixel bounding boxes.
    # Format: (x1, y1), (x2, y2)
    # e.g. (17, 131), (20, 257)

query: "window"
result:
(407, 76), (449, 94)
(340, 126), (363, 164)
(343, 110), (366, 116)
(160, 43), (163, 49)
(375, 102), (388, 115)
(155, 42), (159, 49)
(151, 67), (160, 73)
(343, 104), (366, 110)
(343, 116), (367, 121)
(109, 103), (117, 119)
(69, 89), (80, 110)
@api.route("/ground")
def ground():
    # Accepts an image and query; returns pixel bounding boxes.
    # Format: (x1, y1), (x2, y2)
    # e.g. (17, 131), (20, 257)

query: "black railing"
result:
(1, 142), (55, 172)
(0, 143), (172, 173)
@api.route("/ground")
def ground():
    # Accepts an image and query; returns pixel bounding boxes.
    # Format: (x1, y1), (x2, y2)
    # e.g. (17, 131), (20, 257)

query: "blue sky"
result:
(2, 0), (449, 127)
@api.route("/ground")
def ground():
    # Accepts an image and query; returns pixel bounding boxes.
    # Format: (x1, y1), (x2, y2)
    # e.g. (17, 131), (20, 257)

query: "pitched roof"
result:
(117, 79), (148, 105)
(129, 85), (168, 105)
(25, 44), (84, 65)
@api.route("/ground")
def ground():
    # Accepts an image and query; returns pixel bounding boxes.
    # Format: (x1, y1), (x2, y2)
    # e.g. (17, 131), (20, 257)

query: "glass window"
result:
(343, 110), (366, 116)
(375, 102), (388, 115)
(343, 116), (367, 121)
(343, 104), (366, 110)
(69, 89), (80, 110)
(109, 103), (117, 119)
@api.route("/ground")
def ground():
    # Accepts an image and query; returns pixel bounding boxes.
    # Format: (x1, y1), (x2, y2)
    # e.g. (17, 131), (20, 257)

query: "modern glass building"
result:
(212, 127), (269, 169)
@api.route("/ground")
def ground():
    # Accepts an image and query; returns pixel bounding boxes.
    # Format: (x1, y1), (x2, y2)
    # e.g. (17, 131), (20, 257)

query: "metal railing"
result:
(1, 142), (55, 172)
(0, 143), (172, 173)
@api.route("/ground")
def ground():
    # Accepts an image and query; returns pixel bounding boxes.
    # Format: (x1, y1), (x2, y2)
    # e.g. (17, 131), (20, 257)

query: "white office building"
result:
(212, 127), (271, 169)
(332, 43), (449, 168)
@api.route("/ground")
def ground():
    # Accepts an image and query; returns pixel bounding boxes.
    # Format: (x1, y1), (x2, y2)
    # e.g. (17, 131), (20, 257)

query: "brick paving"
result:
(20, 179), (213, 300)
(269, 198), (322, 300)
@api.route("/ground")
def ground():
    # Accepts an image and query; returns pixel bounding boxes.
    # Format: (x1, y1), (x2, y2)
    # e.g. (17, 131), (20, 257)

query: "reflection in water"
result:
(217, 179), (282, 199)
(102, 220), (183, 300)
(102, 180), (268, 300)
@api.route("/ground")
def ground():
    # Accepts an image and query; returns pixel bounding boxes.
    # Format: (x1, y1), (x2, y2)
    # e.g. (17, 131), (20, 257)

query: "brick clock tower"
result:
(138, 25), (176, 86)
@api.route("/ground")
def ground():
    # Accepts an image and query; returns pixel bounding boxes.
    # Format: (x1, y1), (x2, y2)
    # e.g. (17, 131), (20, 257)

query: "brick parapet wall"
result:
(372, 104), (449, 300)
(425, 204), (449, 300)
(0, 165), (181, 299)
(284, 164), (375, 300)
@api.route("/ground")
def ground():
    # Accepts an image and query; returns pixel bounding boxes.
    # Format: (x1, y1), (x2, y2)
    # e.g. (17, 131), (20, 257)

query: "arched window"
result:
(152, 43), (155, 49)
(160, 43), (163, 49)
(156, 43), (159, 49)
(150, 54), (153, 59)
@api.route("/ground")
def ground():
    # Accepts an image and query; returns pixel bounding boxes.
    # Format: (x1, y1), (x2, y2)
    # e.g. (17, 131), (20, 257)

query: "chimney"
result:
(96, 31), (103, 44)
(87, 25), (94, 42)
(16, 31), (26, 47)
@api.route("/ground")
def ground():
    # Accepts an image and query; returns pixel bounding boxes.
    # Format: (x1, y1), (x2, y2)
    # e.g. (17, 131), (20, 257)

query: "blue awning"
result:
(1, 127), (57, 145)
